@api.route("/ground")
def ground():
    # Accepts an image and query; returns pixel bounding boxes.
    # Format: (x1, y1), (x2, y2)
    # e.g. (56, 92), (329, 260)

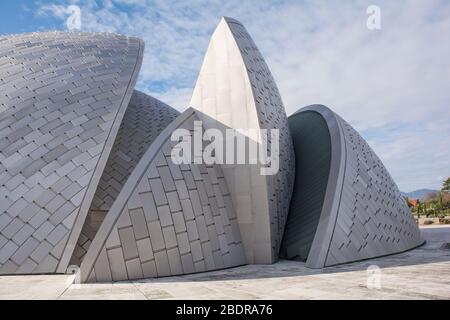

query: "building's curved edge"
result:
(288, 105), (346, 268)
(322, 237), (426, 269)
(70, 90), (180, 266)
(89, 89), (180, 213)
(223, 17), (295, 262)
(0, 31), (142, 42)
(189, 17), (271, 264)
(291, 105), (424, 269)
(79, 108), (194, 282)
(79, 107), (247, 282)
(56, 38), (145, 273)
(0, 32), (144, 274)
(328, 113), (423, 266)
(190, 17), (295, 264)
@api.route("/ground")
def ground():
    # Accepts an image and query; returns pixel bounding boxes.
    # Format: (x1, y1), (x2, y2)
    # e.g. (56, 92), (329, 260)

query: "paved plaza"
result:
(0, 226), (448, 300)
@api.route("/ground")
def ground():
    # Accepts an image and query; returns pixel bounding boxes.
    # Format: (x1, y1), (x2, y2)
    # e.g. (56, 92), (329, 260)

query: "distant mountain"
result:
(401, 189), (439, 200)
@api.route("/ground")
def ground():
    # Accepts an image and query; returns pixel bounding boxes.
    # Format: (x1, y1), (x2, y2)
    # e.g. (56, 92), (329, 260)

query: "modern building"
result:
(0, 31), (144, 274)
(190, 17), (295, 265)
(0, 18), (423, 282)
(280, 105), (423, 268)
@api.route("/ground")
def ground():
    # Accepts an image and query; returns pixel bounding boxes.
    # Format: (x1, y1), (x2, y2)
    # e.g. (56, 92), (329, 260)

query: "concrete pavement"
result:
(0, 225), (449, 300)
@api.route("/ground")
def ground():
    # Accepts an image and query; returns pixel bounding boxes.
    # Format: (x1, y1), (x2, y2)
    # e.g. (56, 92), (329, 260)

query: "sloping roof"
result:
(282, 105), (424, 268)
(79, 108), (246, 282)
(0, 32), (143, 274)
(70, 90), (180, 266)
(190, 17), (295, 264)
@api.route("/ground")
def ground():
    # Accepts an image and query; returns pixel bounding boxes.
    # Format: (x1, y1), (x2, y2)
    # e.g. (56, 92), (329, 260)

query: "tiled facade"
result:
(79, 109), (246, 282)
(190, 17), (295, 264)
(70, 90), (180, 266)
(282, 105), (423, 268)
(0, 18), (422, 282)
(0, 32), (143, 274)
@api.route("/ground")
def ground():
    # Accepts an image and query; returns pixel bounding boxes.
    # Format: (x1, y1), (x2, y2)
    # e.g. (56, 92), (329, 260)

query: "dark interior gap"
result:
(279, 111), (332, 261)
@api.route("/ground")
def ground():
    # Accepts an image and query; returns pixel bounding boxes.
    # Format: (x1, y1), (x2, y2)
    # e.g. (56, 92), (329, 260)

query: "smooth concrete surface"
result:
(190, 17), (295, 264)
(0, 226), (448, 300)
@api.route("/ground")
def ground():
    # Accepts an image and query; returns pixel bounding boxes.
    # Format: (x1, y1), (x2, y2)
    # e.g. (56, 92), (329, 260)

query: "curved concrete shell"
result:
(1, 18), (422, 281)
(0, 32), (143, 274)
(281, 105), (424, 268)
(79, 108), (246, 282)
(190, 17), (295, 264)
(70, 90), (180, 266)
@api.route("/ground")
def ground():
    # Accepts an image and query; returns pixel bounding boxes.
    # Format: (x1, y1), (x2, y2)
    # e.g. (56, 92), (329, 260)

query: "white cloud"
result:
(36, 0), (450, 191)
(37, 4), (69, 19)
(366, 119), (450, 191)
(142, 86), (193, 112)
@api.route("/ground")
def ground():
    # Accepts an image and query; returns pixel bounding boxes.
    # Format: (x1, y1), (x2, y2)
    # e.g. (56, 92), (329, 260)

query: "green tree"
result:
(424, 192), (438, 203)
(442, 191), (450, 207)
(442, 177), (450, 192)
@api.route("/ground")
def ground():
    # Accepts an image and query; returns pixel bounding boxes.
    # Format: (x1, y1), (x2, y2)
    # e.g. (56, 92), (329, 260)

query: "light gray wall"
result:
(79, 108), (246, 282)
(0, 32), (143, 274)
(190, 17), (295, 264)
(70, 90), (179, 266)
(322, 113), (423, 266)
(286, 105), (424, 269)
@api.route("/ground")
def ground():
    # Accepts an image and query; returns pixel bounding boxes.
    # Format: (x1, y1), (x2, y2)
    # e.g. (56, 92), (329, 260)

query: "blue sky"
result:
(1, 0), (449, 192)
